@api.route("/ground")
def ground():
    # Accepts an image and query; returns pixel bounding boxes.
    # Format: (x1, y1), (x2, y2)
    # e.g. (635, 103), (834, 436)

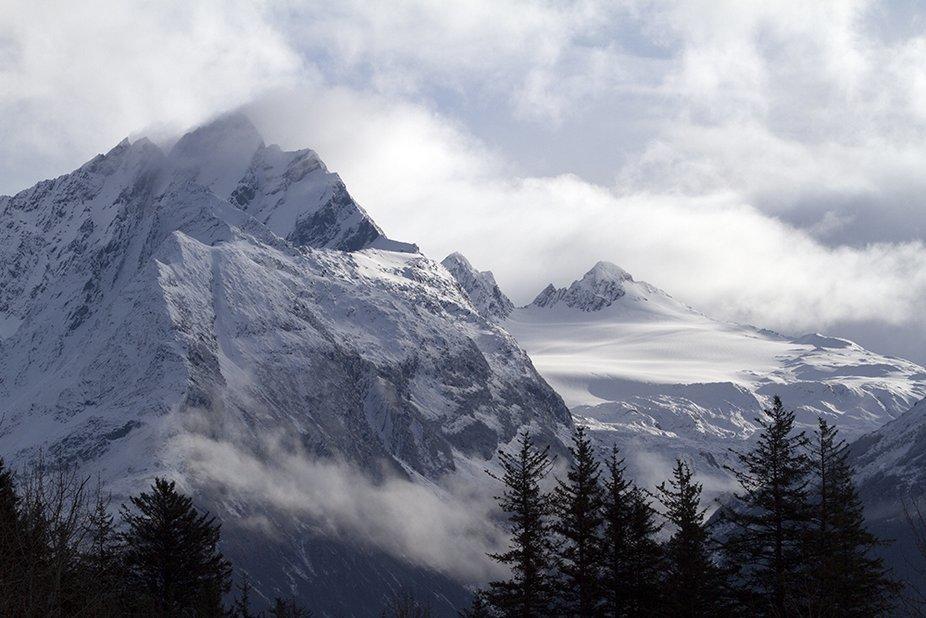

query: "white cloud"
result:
(0, 0), (304, 192)
(247, 87), (926, 342)
(172, 427), (506, 583)
(3, 0), (926, 360)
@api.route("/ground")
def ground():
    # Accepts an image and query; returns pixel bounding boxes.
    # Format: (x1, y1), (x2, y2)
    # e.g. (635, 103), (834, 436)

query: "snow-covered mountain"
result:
(447, 255), (926, 485)
(0, 114), (571, 614)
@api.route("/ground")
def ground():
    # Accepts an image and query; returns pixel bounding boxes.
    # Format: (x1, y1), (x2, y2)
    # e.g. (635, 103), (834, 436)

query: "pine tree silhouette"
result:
(655, 459), (728, 616)
(601, 446), (632, 618)
(721, 395), (810, 616)
(553, 426), (605, 616)
(120, 477), (231, 615)
(231, 573), (257, 618)
(486, 431), (557, 617)
(624, 486), (663, 615)
(80, 480), (122, 612)
(805, 418), (899, 616)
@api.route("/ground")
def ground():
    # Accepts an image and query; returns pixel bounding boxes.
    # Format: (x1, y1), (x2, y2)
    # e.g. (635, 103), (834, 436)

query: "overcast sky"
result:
(2, 0), (926, 363)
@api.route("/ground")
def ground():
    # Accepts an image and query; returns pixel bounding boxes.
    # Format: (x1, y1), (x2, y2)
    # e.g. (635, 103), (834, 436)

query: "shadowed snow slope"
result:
(0, 115), (571, 615)
(447, 254), (926, 489)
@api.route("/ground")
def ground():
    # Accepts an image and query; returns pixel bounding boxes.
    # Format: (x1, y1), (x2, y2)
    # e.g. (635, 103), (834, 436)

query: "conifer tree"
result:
(553, 426), (605, 616)
(80, 481), (122, 612)
(486, 431), (557, 617)
(120, 477), (232, 615)
(721, 395), (810, 616)
(232, 574), (257, 618)
(601, 447), (632, 618)
(624, 487), (663, 615)
(805, 418), (898, 616)
(655, 459), (727, 616)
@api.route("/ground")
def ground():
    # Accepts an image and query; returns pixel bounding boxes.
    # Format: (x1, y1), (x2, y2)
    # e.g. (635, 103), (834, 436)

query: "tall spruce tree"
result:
(655, 459), (728, 616)
(624, 486), (663, 616)
(601, 447), (632, 618)
(120, 478), (232, 615)
(554, 426), (605, 616)
(486, 431), (557, 617)
(721, 395), (810, 616)
(805, 418), (898, 616)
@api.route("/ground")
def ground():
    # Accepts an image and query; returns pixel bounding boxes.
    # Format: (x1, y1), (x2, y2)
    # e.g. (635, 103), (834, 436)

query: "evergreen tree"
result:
(601, 447), (632, 618)
(553, 426), (605, 616)
(120, 477), (232, 615)
(80, 481), (123, 612)
(232, 574), (257, 618)
(805, 418), (899, 616)
(721, 395), (810, 616)
(623, 487), (663, 616)
(655, 459), (727, 616)
(486, 431), (557, 617)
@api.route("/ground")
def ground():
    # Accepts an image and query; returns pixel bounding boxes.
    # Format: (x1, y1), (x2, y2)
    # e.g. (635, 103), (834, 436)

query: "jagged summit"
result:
(441, 252), (514, 320)
(530, 260), (654, 311)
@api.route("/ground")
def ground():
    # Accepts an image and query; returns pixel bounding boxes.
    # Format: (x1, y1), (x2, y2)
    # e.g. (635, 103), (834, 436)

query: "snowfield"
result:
(447, 256), (926, 486)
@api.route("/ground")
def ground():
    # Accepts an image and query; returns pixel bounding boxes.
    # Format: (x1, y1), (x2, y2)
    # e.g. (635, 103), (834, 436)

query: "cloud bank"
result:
(172, 427), (506, 584)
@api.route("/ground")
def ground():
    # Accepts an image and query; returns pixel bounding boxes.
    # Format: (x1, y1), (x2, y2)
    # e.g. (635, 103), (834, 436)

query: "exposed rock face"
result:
(530, 261), (637, 311)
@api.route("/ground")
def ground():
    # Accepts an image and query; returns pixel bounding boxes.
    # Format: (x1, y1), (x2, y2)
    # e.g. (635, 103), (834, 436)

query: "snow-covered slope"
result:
(0, 115), (570, 614)
(447, 255), (926, 484)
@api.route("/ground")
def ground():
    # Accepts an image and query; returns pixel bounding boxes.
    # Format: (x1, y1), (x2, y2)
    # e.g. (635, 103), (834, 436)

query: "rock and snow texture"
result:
(446, 256), (926, 484)
(441, 252), (514, 320)
(0, 114), (570, 614)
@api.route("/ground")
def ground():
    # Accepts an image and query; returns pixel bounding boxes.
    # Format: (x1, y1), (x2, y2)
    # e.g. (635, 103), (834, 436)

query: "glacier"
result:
(446, 253), (926, 489)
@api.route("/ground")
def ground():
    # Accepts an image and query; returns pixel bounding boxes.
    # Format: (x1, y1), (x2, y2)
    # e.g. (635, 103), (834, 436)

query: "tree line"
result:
(0, 396), (904, 616)
(468, 396), (899, 617)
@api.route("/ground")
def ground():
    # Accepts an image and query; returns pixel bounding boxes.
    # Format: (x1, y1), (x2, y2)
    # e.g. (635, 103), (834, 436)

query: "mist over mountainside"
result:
(447, 253), (926, 489)
(850, 397), (926, 590)
(0, 113), (572, 614)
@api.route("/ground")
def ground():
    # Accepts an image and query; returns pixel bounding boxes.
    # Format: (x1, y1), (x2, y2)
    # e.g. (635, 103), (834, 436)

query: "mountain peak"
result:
(531, 261), (637, 311)
(584, 261), (633, 282)
(168, 112), (265, 198)
(442, 252), (513, 320)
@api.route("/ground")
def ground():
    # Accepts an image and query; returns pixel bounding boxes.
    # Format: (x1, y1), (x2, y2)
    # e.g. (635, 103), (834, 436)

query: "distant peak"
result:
(531, 261), (637, 311)
(442, 252), (473, 270)
(442, 252), (513, 320)
(583, 261), (633, 282)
